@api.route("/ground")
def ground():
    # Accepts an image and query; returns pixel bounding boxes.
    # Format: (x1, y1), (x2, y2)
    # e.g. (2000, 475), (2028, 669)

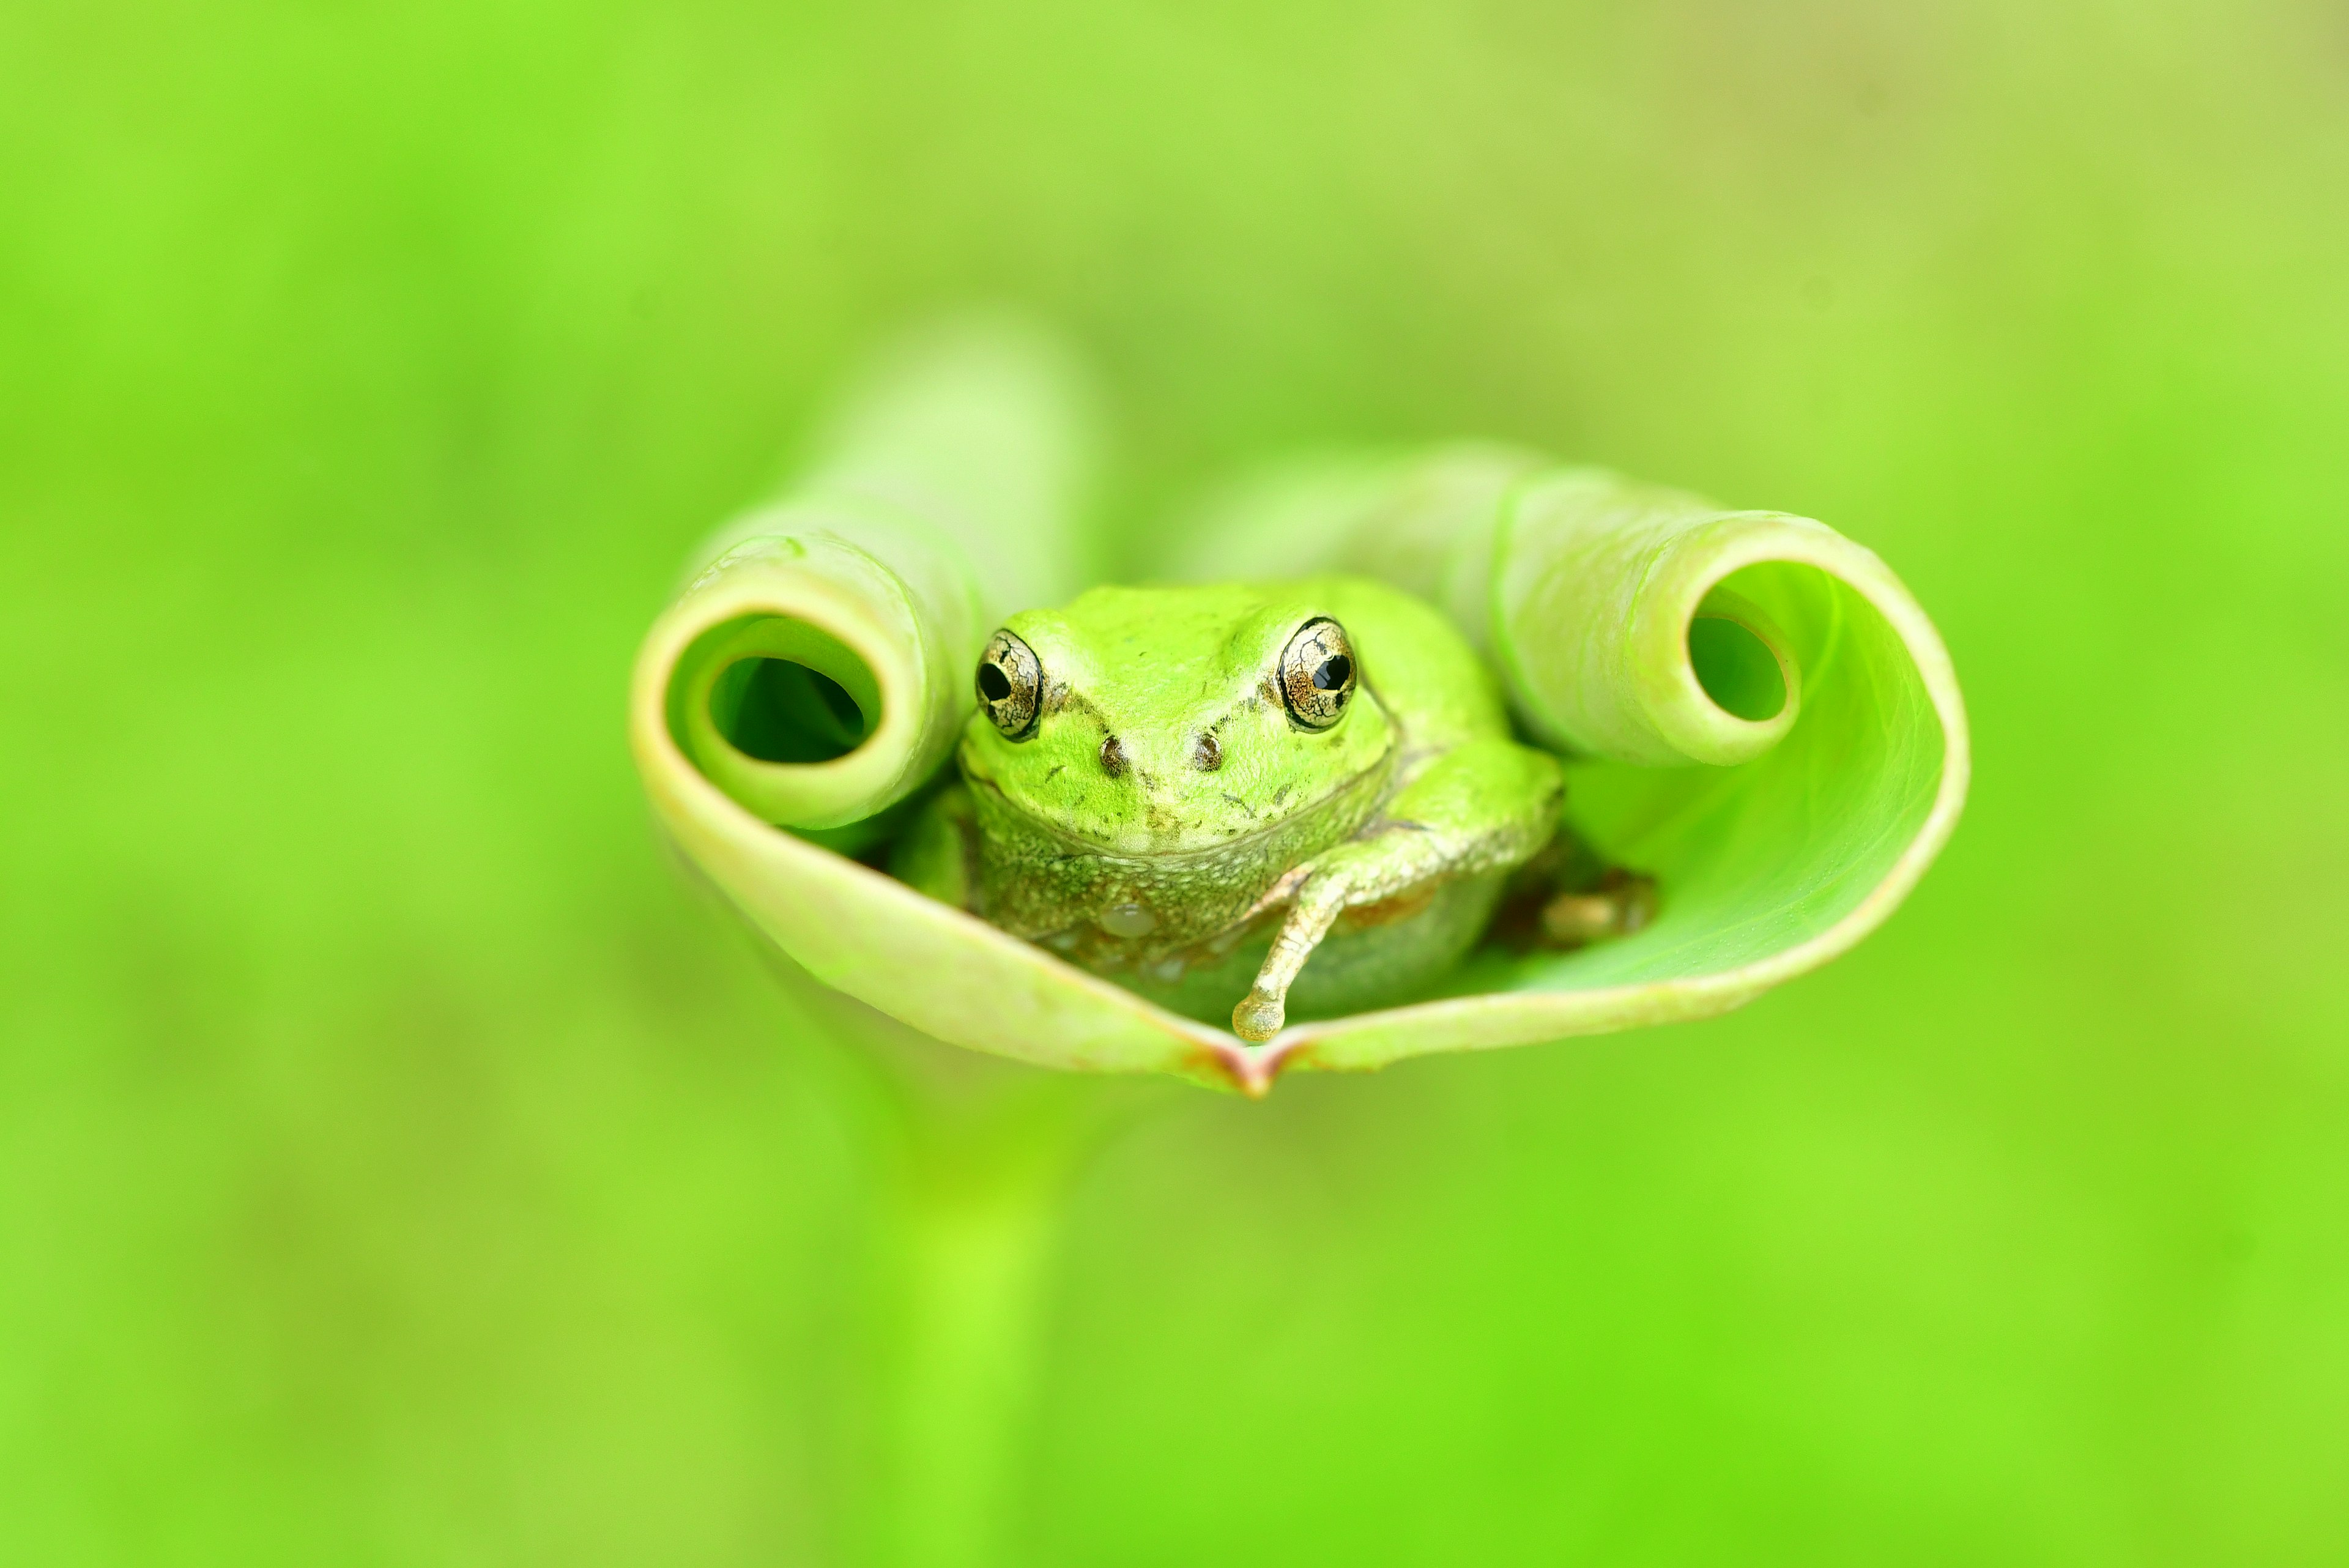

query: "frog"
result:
(889, 577), (1575, 1042)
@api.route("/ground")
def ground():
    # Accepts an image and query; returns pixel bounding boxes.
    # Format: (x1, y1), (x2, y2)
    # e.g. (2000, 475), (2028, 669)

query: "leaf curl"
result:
(1165, 448), (1970, 1080)
(629, 343), (1969, 1095)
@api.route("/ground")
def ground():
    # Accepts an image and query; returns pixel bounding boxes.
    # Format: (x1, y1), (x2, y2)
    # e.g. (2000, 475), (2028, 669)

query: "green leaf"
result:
(1168, 449), (1969, 1079)
(631, 346), (1967, 1095)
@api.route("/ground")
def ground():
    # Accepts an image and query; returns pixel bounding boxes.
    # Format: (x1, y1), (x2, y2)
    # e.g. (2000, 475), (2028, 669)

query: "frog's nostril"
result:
(1192, 732), (1222, 771)
(1099, 735), (1128, 777)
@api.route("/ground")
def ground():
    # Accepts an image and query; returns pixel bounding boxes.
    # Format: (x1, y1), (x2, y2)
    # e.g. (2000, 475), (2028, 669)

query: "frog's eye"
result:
(976, 628), (1044, 739)
(1277, 617), (1356, 731)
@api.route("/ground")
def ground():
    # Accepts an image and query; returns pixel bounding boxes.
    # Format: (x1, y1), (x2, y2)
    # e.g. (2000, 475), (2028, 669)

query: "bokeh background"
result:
(6, 0), (2348, 1561)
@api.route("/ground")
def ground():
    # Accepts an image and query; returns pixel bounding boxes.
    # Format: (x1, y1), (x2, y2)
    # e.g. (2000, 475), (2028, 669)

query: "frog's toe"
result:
(1233, 988), (1285, 1042)
(1538, 871), (1660, 946)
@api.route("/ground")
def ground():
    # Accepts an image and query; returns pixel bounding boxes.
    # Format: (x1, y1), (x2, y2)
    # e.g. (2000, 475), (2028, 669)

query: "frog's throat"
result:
(963, 746), (1397, 953)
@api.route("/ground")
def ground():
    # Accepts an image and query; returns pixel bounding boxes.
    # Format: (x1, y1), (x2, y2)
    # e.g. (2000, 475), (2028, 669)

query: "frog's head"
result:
(958, 582), (1395, 857)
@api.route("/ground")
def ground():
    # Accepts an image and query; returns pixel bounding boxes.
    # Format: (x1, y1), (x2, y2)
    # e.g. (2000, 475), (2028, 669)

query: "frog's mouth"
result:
(962, 741), (1397, 866)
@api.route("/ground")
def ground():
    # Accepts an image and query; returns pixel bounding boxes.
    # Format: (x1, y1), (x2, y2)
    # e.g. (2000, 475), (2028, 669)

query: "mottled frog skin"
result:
(891, 578), (1564, 1040)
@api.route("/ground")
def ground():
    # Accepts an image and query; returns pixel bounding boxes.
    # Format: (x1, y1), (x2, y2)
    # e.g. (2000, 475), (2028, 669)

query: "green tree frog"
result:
(891, 578), (1570, 1041)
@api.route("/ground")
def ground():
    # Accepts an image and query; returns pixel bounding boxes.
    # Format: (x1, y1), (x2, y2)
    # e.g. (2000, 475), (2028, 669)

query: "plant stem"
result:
(796, 979), (1172, 1568)
(889, 1133), (1069, 1568)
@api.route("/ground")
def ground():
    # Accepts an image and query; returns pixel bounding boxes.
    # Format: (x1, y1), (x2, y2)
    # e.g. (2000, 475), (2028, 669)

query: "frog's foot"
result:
(1230, 871), (1355, 1042)
(1538, 869), (1658, 946)
(1233, 988), (1286, 1042)
(1230, 739), (1565, 1042)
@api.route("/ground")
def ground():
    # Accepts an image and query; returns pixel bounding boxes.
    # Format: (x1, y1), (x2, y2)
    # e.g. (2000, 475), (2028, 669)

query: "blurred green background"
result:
(6, 0), (2347, 1561)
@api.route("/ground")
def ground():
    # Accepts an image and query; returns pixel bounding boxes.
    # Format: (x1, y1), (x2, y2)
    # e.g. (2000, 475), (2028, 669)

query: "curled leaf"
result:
(629, 344), (1968, 1095)
(642, 318), (1094, 850)
(1166, 448), (1970, 1079)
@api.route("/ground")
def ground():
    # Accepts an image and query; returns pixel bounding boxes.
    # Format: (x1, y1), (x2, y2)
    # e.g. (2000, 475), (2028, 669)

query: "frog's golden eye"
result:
(1278, 616), (1356, 731)
(976, 628), (1043, 739)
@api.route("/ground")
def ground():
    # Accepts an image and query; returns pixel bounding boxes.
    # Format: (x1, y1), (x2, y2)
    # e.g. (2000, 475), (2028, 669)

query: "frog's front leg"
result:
(888, 781), (979, 910)
(1231, 738), (1563, 1042)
